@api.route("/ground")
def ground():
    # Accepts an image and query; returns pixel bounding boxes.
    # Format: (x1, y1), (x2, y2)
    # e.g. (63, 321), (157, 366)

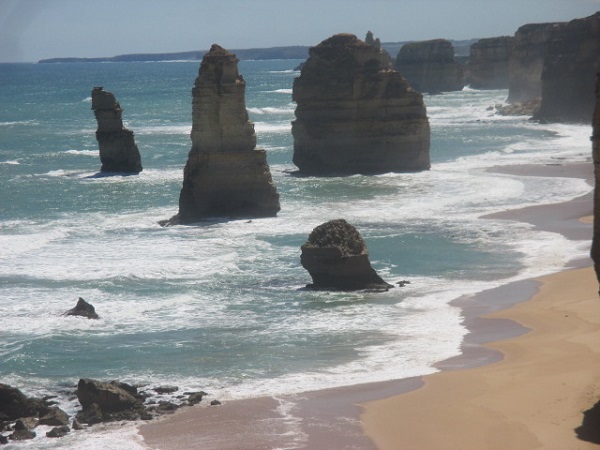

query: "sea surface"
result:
(0, 59), (593, 448)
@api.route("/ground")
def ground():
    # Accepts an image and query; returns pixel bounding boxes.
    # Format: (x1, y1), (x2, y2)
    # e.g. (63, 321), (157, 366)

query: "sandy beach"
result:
(139, 161), (599, 449)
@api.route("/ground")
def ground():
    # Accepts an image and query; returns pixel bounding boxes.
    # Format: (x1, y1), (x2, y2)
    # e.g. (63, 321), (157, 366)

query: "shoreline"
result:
(139, 160), (595, 449)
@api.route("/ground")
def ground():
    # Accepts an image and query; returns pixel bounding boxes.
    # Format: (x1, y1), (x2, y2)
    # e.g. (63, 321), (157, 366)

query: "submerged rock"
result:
(64, 297), (99, 320)
(292, 33), (430, 175)
(395, 39), (464, 93)
(300, 219), (392, 291)
(172, 44), (280, 224)
(91, 87), (143, 173)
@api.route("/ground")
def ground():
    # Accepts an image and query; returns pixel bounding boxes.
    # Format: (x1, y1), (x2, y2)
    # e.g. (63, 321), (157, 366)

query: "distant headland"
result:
(37, 40), (475, 63)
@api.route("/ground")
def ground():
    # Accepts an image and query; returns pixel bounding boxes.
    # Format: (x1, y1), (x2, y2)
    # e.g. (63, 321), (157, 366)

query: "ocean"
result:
(0, 59), (593, 449)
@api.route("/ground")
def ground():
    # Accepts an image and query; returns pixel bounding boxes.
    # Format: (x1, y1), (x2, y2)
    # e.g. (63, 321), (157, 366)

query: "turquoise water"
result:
(0, 60), (593, 448)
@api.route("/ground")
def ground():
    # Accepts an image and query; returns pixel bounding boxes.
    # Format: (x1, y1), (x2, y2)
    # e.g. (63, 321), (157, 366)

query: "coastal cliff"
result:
(467, 36), (514, 89)
(292, 33), (430, 175)
(174, 45), (280, 224)
(91, 87), (142, 174)
(591, 74), (600, 287)
(534, 12), (600, 123)
(507, 22), (563, 104)
(395, 39), (464, 93)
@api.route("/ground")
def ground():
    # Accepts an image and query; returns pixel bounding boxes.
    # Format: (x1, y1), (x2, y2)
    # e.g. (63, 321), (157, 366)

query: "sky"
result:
(1, 0), (599, 63)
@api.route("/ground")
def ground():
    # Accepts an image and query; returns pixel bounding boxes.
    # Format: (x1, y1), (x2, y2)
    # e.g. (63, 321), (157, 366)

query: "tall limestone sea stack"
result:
(292, 34), (430, 175)
(173, 45), (280, 224)
(91, 87), (142, 173)
(395, 39), (464, 93)
(534, 12), (600, 123)
(467, 36), (514, 89)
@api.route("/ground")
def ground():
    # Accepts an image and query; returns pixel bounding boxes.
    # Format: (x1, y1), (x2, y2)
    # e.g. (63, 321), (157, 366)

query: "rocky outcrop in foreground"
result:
(292, 34), (430, 175)
(534, 12), (600, 123)
(300, 219), (392, 290)
(395, 39), (464, 93)
(91, 87), (142, 173)
(63, 297), (99, 319)
(591, 74), (600, 289)
(172, 45), (280, 224)
(467, 36), (514, 89)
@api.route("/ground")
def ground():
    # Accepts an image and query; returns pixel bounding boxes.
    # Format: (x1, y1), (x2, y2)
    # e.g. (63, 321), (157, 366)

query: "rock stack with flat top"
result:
(395, 39), (464, 93)
(292, 33), (430, 175)
(173, 44), (280, 224)
(301, 219), (392, 291)
(467, 36), (514, 89)
(91, 87), (142, 173)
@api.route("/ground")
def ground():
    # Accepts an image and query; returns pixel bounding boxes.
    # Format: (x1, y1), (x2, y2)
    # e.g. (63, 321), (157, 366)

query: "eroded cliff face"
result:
(395, 39), (464, 93)
(292, 34), (430, 175)
(534, 12), (600, 123)
(591, 74), (600, 289)
(91, 87), (142, 173)
(175, 45), (280, 223)
(507, 22), (563, 104)
(467, 36), (514, 89)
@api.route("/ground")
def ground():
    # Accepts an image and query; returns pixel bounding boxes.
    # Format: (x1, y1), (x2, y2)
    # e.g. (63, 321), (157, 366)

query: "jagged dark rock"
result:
(46, 425), (70, 438)
(395, 39), (464, 93)
(38, 406), (69, 426)
(76, 379), (141, 415)
(64, 297), (99, 319)
(91, 87), (143, 173)
(533, 12), (600, 123)
(292, 33), (430, 175)
(0, 384), (50, 421)
(9, 420), (36, 441)
(467, 36), (514, 89)
(171, 44), (280, 225)
(300, 219), (392, 291)
(153, 386), (178, 395)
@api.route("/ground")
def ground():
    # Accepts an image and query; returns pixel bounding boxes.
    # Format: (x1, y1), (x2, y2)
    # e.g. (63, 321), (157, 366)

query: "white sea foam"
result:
(64, 149), (98, 156)
(248, 106), (295, 115)
(0, 159), (20, 164)
(267, 88), (293, 94)
(254, 121), (291, 134)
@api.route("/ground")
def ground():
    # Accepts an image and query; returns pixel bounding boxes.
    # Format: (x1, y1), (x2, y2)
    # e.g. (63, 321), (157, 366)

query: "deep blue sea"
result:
(0, 59), (593, 448)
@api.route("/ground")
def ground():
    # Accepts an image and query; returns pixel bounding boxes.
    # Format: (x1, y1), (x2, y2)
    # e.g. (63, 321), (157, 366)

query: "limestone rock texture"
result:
(507, 22), (563, 104)
(467, 36), (514, 89)
(300, 219), (392, 291)
(176, 44), (280, 223)
(91, 87), (142, 173)
(534, 12), (600, 123)
(292, 34), (430, 175)
(591, 74), (600, 289)
(395, 39), (464, 93)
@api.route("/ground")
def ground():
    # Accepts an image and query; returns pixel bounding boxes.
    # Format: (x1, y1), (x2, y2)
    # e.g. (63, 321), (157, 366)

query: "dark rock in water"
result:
(153, 385), (178, 395)
(91, 87), (143, 174)
(591, 74), (600, 292)
(38, 406), (69, 426)
(171, 44), (280, 225)
(76, 402), (103, 425)
(46, 425), (70, 438)
(76, 379), (140, 414)
(292, 33), (430, 175)
(466, 36), (514, 89)
(533, 12), (600, 123)
(495, 98), (541, 117)
(210, 400), (222, 406)
(187, 392), (205, 405)
(64, 297), (99, 319)
(0, 434), (7, 444)
(300, 219), (392, 291)
(9, 419), (36, 441)
(0, 384), (50, 421)
(395, 39), (464, 93)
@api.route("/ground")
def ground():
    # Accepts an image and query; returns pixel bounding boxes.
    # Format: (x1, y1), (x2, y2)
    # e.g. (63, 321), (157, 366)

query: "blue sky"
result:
(1, 0), (599, 62)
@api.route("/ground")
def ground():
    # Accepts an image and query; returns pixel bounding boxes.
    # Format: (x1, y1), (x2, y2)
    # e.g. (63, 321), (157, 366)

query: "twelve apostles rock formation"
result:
(173, 45), (280, 224)
(591, 74), (600, 289)
(395, 39), (464, 93)
(533, 12), (600, 123)
(466, 36), (514, 89)
(91, 87), (143, 173)
(300, 219), (392, 291)
(292, 34), (430, 175)
(507, 22), (562, 104)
